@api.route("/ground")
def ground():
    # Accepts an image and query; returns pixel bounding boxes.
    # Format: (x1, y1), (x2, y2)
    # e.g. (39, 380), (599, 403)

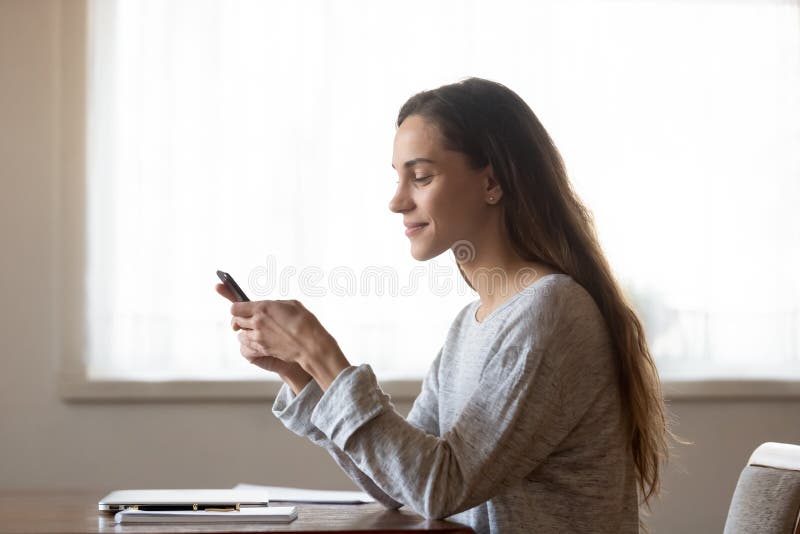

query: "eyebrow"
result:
(391, 158), (436, 170)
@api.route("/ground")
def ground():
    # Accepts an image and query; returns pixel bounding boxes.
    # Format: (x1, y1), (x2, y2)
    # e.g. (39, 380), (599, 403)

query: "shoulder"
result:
(494, 275), (616, 380)
(536, 275), (609, 338)
(501, 275), (606, 340)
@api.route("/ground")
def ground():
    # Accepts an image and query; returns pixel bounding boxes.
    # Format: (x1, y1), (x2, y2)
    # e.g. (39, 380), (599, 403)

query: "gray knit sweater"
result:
(272, 274), (640, 533)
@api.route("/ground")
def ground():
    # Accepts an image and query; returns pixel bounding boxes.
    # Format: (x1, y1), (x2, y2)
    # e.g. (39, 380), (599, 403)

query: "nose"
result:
(388, 182), (413, 214)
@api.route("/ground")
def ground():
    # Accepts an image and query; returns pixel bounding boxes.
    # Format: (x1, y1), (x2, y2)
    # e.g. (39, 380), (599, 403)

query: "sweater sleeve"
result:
(404, 347), (442, 436)
(271, 380), (403, 509)
(272, 345), (445, 508)
(307, 320), (612, 520)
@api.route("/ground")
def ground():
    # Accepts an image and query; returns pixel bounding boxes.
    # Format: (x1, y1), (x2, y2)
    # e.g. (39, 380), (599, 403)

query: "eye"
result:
(393, 174), (435, 185)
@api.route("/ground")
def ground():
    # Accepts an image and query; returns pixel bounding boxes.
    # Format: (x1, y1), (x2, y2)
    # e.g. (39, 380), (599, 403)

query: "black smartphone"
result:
(216, 270), (250, 302)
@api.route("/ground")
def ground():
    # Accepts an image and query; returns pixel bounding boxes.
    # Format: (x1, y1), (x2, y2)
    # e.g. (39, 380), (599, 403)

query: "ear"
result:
(482, 164), (502, 204)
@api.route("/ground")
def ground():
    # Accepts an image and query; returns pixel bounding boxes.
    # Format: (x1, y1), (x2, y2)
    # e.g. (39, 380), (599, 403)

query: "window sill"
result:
(58, 372), (800, 403)
(662, 379), (800, 400)
(57, 371), (424, 403)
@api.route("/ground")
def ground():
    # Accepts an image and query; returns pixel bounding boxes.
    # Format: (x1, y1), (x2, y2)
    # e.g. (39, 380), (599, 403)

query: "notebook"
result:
(114, 506), (297, 524)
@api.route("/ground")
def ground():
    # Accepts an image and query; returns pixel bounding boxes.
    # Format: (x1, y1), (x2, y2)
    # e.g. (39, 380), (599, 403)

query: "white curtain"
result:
(86, 0), (800, 381)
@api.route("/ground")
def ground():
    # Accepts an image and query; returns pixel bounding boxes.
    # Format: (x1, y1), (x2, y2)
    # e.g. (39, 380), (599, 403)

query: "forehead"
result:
(392, 115), (443, 167)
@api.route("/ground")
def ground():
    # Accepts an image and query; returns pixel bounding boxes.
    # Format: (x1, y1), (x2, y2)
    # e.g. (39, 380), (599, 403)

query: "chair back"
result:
(723, 442), (800, 534)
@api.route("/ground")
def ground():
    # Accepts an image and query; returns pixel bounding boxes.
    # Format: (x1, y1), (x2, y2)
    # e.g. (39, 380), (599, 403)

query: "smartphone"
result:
(216, 270), (250, 302)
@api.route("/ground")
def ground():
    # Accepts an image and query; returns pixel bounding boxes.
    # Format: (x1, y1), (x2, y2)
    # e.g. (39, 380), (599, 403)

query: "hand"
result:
(215, 283), (311, 394)
(227, 295), (351, 391)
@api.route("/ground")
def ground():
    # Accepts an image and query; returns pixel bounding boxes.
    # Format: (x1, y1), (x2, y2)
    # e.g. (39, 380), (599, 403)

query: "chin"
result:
(410, 241), (448, 262)
(410, 249), (432, 262)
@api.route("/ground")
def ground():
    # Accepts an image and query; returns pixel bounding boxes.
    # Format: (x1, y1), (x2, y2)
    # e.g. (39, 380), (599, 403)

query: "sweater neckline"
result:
(472, 274), (568, 326)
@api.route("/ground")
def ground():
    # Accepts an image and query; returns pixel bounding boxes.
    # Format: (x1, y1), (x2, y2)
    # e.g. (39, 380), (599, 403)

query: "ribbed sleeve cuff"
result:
(310, 364), (390, 450)
(271, 380), (324, 437)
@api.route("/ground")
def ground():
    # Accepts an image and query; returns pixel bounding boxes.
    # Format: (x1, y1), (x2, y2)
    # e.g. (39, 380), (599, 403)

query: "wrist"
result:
(300, 346), (350, 392)
(280, 367), (312, 396)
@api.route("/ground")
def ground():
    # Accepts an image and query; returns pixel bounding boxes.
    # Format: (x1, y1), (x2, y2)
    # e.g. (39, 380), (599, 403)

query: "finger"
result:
(238, 329), (265, 346)
(238, 330), (251, 345)
(231, 301), (257, 318)
(240, 340), (263, 364)
(231, 316), (253, 331)
(241, 342), (283, 374)
(232, 315), (256, 330)
(239, 334), (268, 357)
(215, 283), (236, 303)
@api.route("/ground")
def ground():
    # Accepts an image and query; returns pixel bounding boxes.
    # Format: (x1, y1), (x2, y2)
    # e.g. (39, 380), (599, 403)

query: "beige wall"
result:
(1, 2), (799, 533)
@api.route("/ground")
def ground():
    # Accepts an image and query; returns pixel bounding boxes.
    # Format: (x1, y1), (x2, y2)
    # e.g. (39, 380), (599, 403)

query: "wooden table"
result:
(0, 490), (475, 533)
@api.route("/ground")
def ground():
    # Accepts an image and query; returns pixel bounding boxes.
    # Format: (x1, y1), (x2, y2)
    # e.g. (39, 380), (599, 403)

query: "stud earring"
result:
(489, 196), (495, 202)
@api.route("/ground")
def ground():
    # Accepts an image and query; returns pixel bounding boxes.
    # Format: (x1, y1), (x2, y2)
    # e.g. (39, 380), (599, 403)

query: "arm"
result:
(308, 331), (611, 520)
(226, 292), (447, 509)
(271, 347), (444, 508)
(272, 380), (403, 508)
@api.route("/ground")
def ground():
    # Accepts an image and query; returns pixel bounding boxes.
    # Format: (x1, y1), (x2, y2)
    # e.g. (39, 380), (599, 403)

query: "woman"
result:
(217, 77), (669, 533)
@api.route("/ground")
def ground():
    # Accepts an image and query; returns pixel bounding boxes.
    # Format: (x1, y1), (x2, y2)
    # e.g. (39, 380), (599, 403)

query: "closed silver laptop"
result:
(98, 489), (269, 512)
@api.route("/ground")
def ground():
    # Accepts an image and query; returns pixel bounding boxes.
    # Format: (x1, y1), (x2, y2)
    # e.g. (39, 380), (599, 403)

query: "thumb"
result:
(215, 283), (236, 303)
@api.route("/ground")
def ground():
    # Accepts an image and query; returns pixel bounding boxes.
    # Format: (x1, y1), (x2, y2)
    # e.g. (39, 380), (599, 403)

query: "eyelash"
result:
(395, 175), (434, 184)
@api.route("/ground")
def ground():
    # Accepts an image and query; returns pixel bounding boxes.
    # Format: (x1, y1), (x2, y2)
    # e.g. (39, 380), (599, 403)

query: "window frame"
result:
(57, 0), (800, 403)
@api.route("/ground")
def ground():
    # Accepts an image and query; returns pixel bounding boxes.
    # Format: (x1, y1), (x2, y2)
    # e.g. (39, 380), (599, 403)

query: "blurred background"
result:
(1, 1), (799, 532)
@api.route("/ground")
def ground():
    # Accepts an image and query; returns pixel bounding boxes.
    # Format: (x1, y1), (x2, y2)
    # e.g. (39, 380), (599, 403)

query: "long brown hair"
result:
(397, 77), (671, 510)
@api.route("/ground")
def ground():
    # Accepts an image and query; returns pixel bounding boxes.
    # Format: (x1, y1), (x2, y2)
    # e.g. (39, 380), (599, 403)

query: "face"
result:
(390, 115), (497, 261)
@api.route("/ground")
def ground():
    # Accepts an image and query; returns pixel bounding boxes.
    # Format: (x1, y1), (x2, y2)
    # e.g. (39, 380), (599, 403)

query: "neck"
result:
(456, 215), (552, 312)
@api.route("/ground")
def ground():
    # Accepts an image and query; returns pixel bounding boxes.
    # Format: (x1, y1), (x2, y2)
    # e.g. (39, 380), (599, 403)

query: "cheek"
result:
(418, 188), (448, 226)
(426, 183), (480, 228)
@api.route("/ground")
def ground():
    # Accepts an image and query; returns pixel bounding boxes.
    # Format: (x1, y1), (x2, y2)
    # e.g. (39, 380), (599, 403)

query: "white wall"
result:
(1, 2), (799, 533)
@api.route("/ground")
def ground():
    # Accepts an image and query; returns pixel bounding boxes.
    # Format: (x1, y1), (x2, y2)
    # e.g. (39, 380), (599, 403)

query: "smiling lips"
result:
(404, 222), (428, 237)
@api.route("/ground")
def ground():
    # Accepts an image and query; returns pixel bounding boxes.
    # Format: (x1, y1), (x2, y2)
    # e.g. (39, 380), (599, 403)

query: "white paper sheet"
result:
(233, 483), (375, 504)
